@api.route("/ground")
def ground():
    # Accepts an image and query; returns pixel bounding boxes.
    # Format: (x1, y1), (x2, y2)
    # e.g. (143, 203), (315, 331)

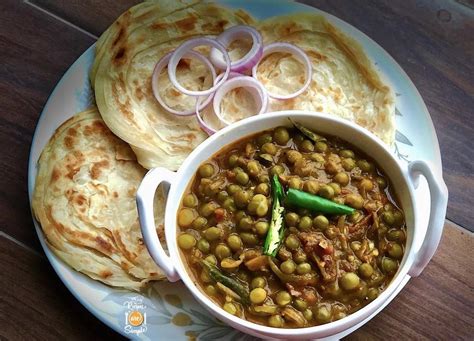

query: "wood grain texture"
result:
(0, 0), (94, 250)
(30, 0), (141, 37)
(0, 235), (124, 340)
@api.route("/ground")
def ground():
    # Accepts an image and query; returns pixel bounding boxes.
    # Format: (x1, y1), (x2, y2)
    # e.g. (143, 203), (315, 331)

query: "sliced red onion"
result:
(213, 76), (268, 126)
(210, 25), (263, 73)
(251, 42), (312, 100)
(195, 72), (243, 135)
(168, 37), (230, 97)
(151, 51), (215, 116)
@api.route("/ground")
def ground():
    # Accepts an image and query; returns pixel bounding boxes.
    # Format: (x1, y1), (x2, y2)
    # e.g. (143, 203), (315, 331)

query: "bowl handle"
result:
(407, 160), (448, 277)
(136, 167), (180, 282)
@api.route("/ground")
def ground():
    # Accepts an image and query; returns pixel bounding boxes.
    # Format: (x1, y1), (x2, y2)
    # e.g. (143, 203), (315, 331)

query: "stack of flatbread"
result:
(33, 1), (395, 291)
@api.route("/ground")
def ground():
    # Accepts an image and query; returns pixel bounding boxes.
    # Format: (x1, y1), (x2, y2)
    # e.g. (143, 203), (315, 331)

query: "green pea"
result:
(302, 180), (319, 194)
(192, 216), (207, 230)
(387, 229), (405, 242)
(285, 235), (300, 250)
(300, 140), (314, 152)
(247, 194), (269, 217)
(294, 298), (308, 311)
(296, 262), (312, 275)
(233, 166), (244, 174)
(255, 183), (270, 196)
(271, 165), (285, 176)
(228, 154), (239, 167)
(358, 263), (374, 278)
(234, 210), (246, 221)
(287, 150), (302, 164)
(261, 142), (277, 155)
(310, 153), (325, 163)
(227, 184), (241, 195)
(178, 208), (197, 228)
(334, 172), (349, 186)
(325, 161), (339, 174)
(236, 172), (249, 185)
(359, 178), (373, 192)
(200, 270), (212, 283)
(227, 234), (243, 251)
(393, 210), (404, 227)
(197, 238), (210, 253)
(285, 212), (300, 227)
(280, 260), (296, 274)
(234, 190), (250, 209)
(199, 202), (217, 217)
(376, 176), (387, 189)
(298, 216), (313, 231)
(341, 158), (356, 171)
(250, 288), (267, 304)
(255, 221), (269, 236)
(273, 127), (290, 145)
(345, 193), (364, 209)
(289, 177), (303, 190)
(198, 163), (214, 178)
(204, 254), (217, 265)
(293, 250), (307, 264)
(222, 198), (236, 212)
(257, 133), (272, 146)
(217, 191), (229, 203)
(340, 272), (360, 291)
(313, 215), (329, 230)
(223, 302), (237, 315)
(357, 159), (372, 173)
(339, 149), (355, 158)
(315, 306), (331, 323)
(259, 174), (270, 183)
(215, 244), (231, 260)
(275, 291), (292, 306)
(318, 185), (335, 199)
(382, 211), (395, 225)
(247, 161), (260, 177)
(381, 257), (398, 274)
(303, 309), (313, 321)
(203, 226), (221, 241)
(367, 288), (378, 301)
(178, 233), (196, 250)
(268, 315), (284, 327)
(205, 284), (217, 296)
(293, 134), (304, 144)
(315, 141), (327, 153)
(240, 232), (258, 246)
(251, 277), (266, 289)
(388, 243), (403, 259)
(328, 182), (341, 195)
(183, 193), (197, 207)
(238, 216), (254, 230)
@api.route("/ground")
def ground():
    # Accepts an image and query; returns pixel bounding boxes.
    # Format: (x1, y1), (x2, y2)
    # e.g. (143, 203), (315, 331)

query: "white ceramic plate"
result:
(28, 0), (441, 339)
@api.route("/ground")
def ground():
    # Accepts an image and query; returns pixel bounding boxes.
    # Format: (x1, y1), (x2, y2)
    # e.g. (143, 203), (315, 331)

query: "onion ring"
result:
(210, 25), (263, 72)
(152, 51), (215, 116)
(196, 72), (243, 135)
(251, 42), (312, 100)
(213, 76), (269, 126)
(168, 37), (230, 96)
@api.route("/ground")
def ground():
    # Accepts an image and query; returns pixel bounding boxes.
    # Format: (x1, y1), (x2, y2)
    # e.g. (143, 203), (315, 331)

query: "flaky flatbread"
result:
(32, 108), (166, 290)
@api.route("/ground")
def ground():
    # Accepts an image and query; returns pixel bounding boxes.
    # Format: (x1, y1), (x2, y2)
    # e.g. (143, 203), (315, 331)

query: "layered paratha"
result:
(255, 14), (395, 144)
(32, 108), (166, 290)
(92, 1), (256, 170)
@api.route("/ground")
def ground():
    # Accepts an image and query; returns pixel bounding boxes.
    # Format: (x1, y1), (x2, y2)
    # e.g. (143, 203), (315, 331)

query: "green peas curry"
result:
(177, 124), (406, 328)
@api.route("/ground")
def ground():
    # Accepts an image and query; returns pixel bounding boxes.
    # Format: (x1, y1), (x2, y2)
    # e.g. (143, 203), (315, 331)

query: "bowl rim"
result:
(166, 110), (416, 337)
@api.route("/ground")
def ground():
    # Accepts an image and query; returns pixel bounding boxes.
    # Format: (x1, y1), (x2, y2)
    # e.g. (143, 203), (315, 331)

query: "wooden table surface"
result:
(1, 0), (473, 339)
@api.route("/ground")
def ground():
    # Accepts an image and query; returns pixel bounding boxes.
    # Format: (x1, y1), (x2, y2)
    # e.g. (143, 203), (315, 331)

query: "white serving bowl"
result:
(137, 111), (447, 340)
